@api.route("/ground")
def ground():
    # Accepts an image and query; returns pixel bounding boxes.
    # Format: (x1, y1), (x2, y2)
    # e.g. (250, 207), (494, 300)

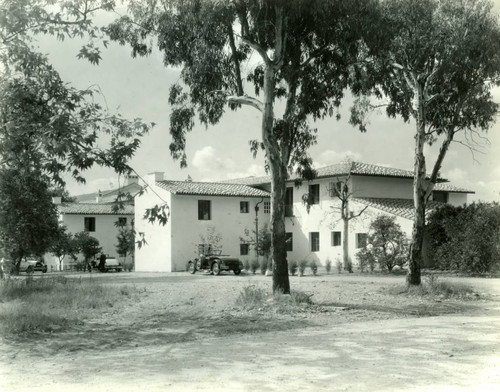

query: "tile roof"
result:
(353, 197), (444, 220)
(75, 183), (143, 203)
(156, 180), (270, 197)
(219, 161), (446, 184)
(59, 203), (134, 215)
(433, 183), (474, 194)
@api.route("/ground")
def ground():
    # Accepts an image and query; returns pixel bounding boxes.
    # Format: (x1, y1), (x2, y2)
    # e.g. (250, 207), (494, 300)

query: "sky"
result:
(37, 1), (500, 202)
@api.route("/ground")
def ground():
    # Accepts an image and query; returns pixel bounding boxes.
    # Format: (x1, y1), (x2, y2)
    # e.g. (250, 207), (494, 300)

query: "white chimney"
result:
(126, 175), (139, 185)
(147, 172), (164, 184)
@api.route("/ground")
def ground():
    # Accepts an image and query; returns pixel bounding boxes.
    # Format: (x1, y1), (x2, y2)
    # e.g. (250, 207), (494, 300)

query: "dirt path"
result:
(1, 273), (499, 392)
(1, 313), (499, 392)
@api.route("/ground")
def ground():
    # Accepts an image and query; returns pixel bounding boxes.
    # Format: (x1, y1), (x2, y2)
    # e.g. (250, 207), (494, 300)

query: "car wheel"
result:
(42, 268), (47, 273)
(233, 268), (241, 275)
(188, 262), (196, 274)
(212, 261), (221, 276)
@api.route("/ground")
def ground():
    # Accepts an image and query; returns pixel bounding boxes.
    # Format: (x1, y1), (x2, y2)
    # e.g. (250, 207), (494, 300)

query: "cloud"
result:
(316, 149), (363, 167)
(192, 146), (266, 181)
(192, 146), (235, 173)
(444, 168), (467, 183)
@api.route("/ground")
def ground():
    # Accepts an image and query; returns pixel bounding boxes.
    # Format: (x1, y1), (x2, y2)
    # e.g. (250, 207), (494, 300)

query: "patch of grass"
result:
(235, 285), (314, 314)
(389, 275), (479, 299)
(0, 276), (140, 336)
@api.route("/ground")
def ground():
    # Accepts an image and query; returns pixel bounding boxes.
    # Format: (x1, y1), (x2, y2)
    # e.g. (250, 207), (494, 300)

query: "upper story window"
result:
(309, 184), (320, 205)
(240, 201), (249, 213)
(84, 217), (96, 232)
(198, 200), (211, 220)
(331, 231), (341, 247)
(118, 217), (127, 227)
(310, 232), (320, 252)
(263, 201), (271, 214)
(285, 187), (293, 217)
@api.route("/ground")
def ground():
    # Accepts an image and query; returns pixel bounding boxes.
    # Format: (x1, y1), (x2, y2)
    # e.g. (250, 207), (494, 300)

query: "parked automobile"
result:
(187, 246), (243, 276)
(19, 257), (47, 273)
(101, 256), (123, 272)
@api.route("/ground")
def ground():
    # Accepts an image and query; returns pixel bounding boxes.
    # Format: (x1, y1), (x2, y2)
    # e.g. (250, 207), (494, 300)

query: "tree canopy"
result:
(107, 0), (381, 293)
(353, 0), (500, 285)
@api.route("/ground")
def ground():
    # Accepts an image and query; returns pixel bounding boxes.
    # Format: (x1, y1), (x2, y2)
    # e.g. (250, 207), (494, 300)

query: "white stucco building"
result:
(134, 172), (270, 272)
(135, 161), (473, 272)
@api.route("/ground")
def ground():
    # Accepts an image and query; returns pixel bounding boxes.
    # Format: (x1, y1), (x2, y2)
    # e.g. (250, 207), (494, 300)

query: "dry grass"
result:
(388, 274), (480, 299)
(0, 276), (139, 336)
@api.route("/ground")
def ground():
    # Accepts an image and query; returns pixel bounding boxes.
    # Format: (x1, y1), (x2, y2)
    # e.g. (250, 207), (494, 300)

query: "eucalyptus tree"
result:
(354, 0), (500, 285)
(107, 0), (380, 293)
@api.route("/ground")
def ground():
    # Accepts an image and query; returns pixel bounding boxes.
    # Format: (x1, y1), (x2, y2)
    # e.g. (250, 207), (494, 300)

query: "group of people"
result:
(88, 253), (107, 272)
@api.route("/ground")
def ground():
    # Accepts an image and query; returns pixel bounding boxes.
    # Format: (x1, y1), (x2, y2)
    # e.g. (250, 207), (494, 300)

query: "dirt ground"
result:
(1, 272), (499, 392)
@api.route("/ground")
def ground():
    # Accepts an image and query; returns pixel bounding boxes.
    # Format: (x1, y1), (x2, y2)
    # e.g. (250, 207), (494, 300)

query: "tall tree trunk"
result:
(408, 83), (426, 286)
(261, 64), (290, 294)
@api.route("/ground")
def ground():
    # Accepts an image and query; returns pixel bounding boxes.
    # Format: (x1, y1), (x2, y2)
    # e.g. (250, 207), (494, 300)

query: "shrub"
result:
(235, 286), (314, 313)
(243, 259), (250, 272)
(325, 258), (332, 274)
(288, 260), (297, 276)
(336, 258), (342, 274)
(260, 258), (268, 275)
(250, 259), (259, 274)
(235, 285), (267, 309)
(309, 260), (318, 275)
(298, 260), (308, 276)
(356, 215), (408, 273)
(389, 275), (478, 300)
(427, 202), (500, 273)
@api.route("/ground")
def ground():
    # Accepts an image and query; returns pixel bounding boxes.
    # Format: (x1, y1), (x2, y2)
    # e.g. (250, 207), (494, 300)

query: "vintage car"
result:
(101, 256), (123, 272)
(187, 246), (243, 276)
(19, 257), (48, 273)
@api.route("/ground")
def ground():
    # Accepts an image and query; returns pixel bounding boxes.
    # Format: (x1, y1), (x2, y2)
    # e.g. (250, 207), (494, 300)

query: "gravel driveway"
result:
(1, 272), (499, 392)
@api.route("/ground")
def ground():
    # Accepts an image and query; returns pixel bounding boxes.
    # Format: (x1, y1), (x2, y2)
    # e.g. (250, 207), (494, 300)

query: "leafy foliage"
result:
(427, 202), (500, 273)
(49, 226), (76, 268)
(115, 226), (135, 261)
(357, 215), (409, 272)
(73, 231), (102, 264)
(0, 168), (59, 269)
(107, 0), (381, 293)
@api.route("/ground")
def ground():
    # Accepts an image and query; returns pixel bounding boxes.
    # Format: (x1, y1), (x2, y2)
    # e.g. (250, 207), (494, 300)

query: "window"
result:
(198, 200), (211, 220)
(433, 191), (449, 203)
(356, 233), (368, 249)
(84, 217), (95, 232)
(118, 217), (127, 227)
(285, 187), (293, 217)
(263, 201), (271, 214)
(329, 181), (343, 197)
(310, 232), (320, 252)
(308, 184), (320, 205)
(285, 232), (293, 252)
(240, 201), (249, 213)
(240, 243), (250, 256)
(331, 231), (341, 247)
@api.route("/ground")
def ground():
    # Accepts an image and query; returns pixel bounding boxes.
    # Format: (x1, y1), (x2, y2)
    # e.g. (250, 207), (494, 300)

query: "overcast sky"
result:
(37, 1), (500, 202)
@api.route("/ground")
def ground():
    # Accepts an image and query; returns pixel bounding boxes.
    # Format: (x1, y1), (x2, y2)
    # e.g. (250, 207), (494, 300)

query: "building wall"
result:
(170, 194), (270, 271)
(282, 177), (415, 268)
(46, 212), (133, 270)
(134, 184), (270, 272)
(134, 186), (172, 272)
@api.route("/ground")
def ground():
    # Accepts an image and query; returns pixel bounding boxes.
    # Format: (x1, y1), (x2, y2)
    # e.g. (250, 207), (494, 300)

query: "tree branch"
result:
(227, 95), (264, 112)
